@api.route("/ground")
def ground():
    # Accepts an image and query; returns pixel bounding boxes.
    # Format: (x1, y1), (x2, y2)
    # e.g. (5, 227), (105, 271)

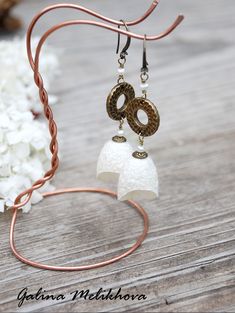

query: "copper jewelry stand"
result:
(9, 2), (184, 271)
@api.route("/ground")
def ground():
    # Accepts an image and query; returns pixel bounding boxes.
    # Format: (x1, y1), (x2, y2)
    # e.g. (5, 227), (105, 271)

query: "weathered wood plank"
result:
(0, 0), (235, 312)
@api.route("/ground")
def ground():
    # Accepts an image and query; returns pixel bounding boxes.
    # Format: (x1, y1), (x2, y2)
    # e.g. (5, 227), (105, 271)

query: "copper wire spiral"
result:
(9, 3), (184, 271)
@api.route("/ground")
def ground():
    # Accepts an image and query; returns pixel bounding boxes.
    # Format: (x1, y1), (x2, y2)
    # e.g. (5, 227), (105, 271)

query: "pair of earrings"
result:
(97, 23), (160, 201)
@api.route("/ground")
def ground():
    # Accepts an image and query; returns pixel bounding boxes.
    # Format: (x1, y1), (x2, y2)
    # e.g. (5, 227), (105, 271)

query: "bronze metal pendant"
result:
(126, 97), (160, 137)
(106, 82), (135, 121)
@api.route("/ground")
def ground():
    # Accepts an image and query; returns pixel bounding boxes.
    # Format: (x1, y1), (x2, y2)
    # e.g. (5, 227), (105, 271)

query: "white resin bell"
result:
(97, 138), (133, 183)
(118, 154), (158, 201)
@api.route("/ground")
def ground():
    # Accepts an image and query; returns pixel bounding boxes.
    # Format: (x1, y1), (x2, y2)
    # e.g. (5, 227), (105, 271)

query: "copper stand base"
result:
(10, 188), (149, 271)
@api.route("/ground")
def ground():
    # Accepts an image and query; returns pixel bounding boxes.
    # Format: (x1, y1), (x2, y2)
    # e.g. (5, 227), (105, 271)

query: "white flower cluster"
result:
(0, 37), (59, 113)
(0, 37), (59, 213)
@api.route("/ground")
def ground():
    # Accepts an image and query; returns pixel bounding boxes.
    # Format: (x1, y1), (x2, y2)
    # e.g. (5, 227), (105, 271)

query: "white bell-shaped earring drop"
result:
(97, 41), (136, 183)
(118, 39), (161, 201)
(118, 137), (159, 201)
(117, 65), (160, 201)
(97, 121), (133, 183)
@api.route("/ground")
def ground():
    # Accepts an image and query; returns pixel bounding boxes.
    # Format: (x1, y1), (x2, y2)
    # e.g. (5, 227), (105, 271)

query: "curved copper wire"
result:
(10, 188), (149, 271)
(26, 2), (184, 69)
(26, 1), (159, 68)
(9, 4), (184, 271)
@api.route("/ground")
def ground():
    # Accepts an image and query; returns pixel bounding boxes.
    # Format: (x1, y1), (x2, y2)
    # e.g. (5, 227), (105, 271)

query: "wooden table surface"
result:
(1, 0), (235, 312)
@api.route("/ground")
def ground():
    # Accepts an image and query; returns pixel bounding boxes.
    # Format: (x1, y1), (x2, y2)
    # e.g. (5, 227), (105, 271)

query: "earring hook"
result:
(141, 34), (148, 73)
(116, 19), (131, 58)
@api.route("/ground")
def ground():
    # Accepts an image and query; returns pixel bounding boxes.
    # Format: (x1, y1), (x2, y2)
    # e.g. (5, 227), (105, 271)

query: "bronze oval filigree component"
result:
(126, 97), (160, 136)
(106, 82), (135, 121)
(112, 135), (127, 143)
(132, 150), (148, 159)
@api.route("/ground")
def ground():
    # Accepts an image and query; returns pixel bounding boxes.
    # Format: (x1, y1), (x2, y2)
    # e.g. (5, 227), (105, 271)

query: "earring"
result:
(97, 21), (135, 182)
(118, 35), (160, 201)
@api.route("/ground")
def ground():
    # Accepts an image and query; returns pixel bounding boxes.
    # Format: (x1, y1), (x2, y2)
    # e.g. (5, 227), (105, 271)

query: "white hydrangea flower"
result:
(0, 37), (59, 113)
(0, 37), (59, 213)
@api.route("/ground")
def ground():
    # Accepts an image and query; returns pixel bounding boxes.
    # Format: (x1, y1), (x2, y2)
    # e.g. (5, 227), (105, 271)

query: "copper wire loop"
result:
(10, 188), (149, 271)
(9, 2), (184, 271)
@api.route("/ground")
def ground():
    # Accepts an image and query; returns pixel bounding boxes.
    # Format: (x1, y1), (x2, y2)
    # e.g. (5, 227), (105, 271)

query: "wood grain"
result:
(0, 0), (235, 312)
